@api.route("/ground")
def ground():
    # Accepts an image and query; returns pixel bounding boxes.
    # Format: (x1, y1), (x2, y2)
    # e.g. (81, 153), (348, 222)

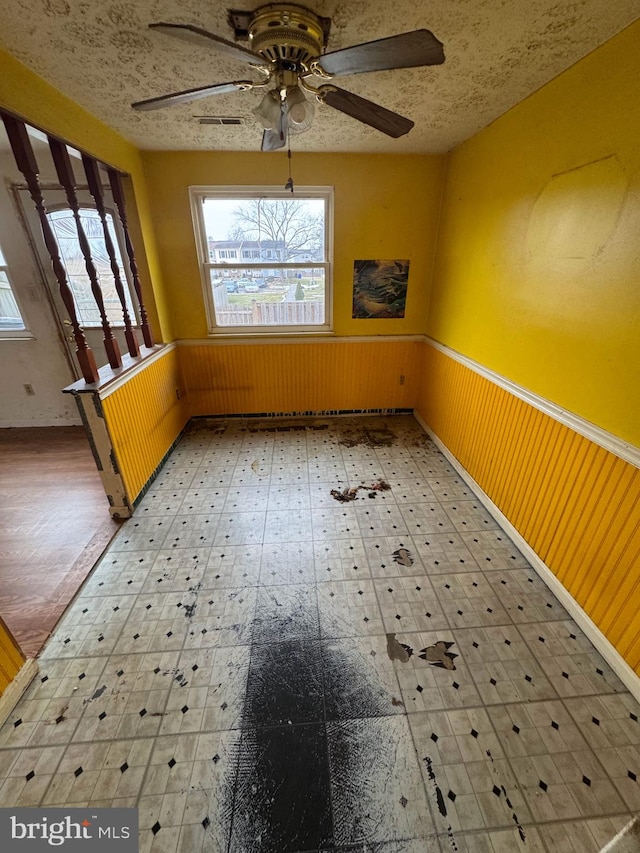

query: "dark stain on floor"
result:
(486, 747), (527, 843)
(243, 639), (324, 727)
(228, 569), (411, 851)
(330, 479), (391, 502)
(230, 722), (333, 852)
(83, 684), (107, 704)
(338, 427), (397, 448)
(423, 756), (457, 851)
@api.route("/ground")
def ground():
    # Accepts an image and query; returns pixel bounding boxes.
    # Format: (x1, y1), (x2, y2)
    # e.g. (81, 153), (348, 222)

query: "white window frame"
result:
(0, 243), (31, 340)
(190, 185), (334, 336)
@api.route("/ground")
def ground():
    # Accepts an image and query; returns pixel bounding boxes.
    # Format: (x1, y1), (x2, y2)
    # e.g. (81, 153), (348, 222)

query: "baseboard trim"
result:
(599, 816), (640, 852)
(0, 419), (82, 428)
(413, 410), (640, 703)
(190, 408), (414, 421)
(0, 658), (39, 729)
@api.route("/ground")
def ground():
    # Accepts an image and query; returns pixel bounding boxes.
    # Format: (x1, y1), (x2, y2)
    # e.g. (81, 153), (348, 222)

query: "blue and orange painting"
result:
(352, 259), (410, 319)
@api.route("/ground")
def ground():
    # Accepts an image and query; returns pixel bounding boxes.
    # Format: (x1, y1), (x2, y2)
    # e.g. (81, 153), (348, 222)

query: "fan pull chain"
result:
(285, 140), (294, 193)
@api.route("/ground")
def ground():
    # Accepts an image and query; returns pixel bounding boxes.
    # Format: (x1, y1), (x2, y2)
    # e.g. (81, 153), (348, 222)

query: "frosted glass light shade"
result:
(253, 90), (282, 129)
(286, 85), (315, 131)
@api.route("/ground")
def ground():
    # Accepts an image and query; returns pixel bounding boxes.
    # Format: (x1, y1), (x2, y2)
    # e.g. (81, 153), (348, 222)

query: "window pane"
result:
(211, 268), (325, 327)
(47, 208), (136, 328)
(0, 266), (26, 331)
(203, 197), (325, 263)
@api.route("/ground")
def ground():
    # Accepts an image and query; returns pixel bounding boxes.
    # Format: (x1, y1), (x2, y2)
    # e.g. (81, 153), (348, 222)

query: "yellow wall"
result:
(418, 22), (640, 676)
(0, 616), (24, 696)
(101, 347), (189, 503)
(416, 343), (640, 672)
(141, 151), (445, 339)
(427, 19), (640, 446)
(181, 339), (419, 416)
(0, 48), (172, 343)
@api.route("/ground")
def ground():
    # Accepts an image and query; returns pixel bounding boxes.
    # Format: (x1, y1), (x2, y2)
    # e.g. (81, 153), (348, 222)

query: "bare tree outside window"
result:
(231, 199), (324, 262)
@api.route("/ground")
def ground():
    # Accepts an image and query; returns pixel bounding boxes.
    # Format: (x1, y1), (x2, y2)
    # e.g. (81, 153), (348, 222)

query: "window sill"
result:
(0, 330), (35, 341)
(205, 329), (336, 343)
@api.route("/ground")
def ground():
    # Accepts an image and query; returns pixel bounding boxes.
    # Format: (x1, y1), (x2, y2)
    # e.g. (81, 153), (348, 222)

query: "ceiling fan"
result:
(131, 2), (445, 151)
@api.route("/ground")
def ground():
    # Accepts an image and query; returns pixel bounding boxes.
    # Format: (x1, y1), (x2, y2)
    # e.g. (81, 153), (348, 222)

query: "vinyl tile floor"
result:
(0, 415), (638, 853)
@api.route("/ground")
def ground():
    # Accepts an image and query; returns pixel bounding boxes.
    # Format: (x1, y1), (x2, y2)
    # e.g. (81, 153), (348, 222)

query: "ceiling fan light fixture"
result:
(252, 89), (282, 128)
(136, 5), (446, 145)
(286, 85), (314, 129)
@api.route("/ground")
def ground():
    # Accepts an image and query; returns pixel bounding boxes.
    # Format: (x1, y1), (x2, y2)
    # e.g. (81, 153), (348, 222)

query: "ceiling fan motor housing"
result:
(248, 3), (327, 68)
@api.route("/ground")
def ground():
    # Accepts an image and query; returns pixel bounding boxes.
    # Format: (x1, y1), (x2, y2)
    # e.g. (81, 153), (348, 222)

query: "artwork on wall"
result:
(352, 259), (410, 319)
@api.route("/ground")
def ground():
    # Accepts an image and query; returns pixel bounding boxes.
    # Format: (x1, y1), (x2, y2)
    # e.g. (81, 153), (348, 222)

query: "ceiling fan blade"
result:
(149, 22), (270, 67)
(320, 86), (414, 138)
(132, 81), (246, 111)
(318, 29), (444, 77)
(261, 128), (287, 152)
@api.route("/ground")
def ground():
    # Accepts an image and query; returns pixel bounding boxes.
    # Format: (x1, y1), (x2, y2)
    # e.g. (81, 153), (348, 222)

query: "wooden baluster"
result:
(107, 168), (154, 348)
(1, 114), (100, 383)
(49, 138), (122, 370)
(82, 154), (140, 358)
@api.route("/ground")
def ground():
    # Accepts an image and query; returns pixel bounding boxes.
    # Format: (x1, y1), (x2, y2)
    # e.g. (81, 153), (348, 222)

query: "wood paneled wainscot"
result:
(0, 616), (34, 727)
(416, 340), (640, 685)
(64, 344), (190, 515)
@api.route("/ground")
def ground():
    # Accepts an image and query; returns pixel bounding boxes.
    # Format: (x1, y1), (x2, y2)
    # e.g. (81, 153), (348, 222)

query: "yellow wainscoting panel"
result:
(0, 615), (25, 696)
(416, 342), (640, 673)
(101, 347), (189, 503)
(180, 340), (419, 417)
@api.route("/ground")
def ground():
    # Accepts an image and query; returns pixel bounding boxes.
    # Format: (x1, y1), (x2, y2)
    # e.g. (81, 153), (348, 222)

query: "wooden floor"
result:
(0, 426), (119, 658)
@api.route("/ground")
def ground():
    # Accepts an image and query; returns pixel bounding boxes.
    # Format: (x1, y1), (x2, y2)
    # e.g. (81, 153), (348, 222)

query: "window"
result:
(46, 207), (136, 328)
(190, 186), (333, 334)
(0, 242), (28, 337)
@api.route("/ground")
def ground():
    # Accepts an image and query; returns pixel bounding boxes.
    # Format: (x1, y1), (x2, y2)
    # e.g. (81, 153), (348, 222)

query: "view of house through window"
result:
(0, 242), (27, 334)
(191, 187), (332, 332)
(46, 207), (136, 328)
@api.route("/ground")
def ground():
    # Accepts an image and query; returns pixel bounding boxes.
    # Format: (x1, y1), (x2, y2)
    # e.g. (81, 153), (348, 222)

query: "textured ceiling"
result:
(0, 0), (638, 154)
